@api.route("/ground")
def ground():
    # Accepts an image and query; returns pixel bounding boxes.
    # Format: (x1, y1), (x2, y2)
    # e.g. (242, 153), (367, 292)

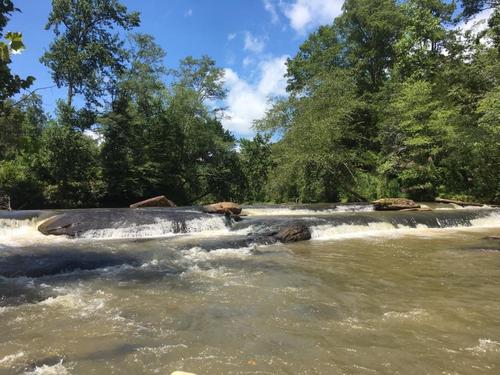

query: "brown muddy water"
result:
(0, 205), (499, 374)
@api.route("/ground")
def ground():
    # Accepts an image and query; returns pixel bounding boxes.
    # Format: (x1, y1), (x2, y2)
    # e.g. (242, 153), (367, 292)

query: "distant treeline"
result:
(0, 0), (499, 209)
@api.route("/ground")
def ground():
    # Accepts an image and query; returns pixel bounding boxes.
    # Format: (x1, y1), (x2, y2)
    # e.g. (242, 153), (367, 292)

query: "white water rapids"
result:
(1, 207), (500, 246)
(1, 205), (500, 374)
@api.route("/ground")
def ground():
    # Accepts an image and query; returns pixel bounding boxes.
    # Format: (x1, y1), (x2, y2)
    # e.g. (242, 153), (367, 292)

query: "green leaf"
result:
(0, 42), (10, 60)
(5, 32), (25, 52)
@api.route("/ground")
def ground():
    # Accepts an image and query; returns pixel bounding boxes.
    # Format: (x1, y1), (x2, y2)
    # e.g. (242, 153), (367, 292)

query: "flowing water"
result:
(1, 204), (500, 374)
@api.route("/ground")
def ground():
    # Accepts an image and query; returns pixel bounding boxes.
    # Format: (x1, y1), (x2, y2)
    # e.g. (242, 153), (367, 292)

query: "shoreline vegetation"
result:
(1, 0), (499, 210)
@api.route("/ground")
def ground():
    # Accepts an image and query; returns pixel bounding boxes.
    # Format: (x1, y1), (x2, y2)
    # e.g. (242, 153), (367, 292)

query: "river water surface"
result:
(0, 204), (499, 374)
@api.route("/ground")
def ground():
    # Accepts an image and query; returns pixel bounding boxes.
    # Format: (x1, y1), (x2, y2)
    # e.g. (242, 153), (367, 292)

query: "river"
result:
(1, 204), (499, 374)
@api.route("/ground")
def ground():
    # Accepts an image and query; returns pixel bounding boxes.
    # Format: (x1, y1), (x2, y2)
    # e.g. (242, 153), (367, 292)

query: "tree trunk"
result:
(67, 83), (73, 107)
(435, 197), (484, 207)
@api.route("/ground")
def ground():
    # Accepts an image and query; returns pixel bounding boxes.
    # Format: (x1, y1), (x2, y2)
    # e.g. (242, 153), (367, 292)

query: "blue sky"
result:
(8, 0), (346, 137)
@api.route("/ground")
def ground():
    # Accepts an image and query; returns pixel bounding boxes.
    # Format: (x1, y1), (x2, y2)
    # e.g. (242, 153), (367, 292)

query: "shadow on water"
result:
(0, 248), (143, 278)
(0, 247), (146, 307)
(0, 235), (283, 308)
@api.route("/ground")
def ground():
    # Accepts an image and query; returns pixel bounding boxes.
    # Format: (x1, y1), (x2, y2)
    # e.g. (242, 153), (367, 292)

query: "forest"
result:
(0, 0), (499, 209)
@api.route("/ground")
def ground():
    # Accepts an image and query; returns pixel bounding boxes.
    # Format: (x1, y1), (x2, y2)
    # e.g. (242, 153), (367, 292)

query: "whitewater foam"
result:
(0, 218), (48, 247)
(0, 217), (70, 248)
(23, 360), (70, 375)
(470, 212), (500, 227)
(311, 222), (400, 240)
(0, 351), (25, 366)
(78, 216), (229, 240)
(243, 205), (373, 216)
(180, 246), (254, 262)
(310, 211), (500, 241)
(464, 339), (500, 354)
(383, 309), (429, 320)
(39, 287), (106, 317)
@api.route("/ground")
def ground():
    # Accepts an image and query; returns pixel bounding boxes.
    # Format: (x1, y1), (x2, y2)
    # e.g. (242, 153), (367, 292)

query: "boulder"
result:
(38, 215), (77, 236)
(203, 202), (242, 215)
(372, 198), (420, 211)
(275, 223), (311, 243)
(130, 195), (176, 208)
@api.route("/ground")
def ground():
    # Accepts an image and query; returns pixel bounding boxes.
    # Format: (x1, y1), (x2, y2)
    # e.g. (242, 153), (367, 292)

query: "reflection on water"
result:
(0, 207), (500, 374)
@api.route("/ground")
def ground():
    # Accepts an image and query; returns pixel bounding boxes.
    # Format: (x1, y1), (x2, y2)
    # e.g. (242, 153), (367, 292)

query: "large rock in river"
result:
(130, 195), (176, 208)
(275, 223), (311, 243)
(372, 198), (420, 211)
(203, 202), (242, 215)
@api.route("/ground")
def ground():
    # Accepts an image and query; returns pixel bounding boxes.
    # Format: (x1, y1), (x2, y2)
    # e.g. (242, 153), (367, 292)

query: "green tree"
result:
(459, 86), (500, 202)
(285, 25), (342, 94)
(174, 55), (227, 103)
(258, 70), (369, 202)
(40, 0), (140, 107)
(239, 134), (273, 202)
(337, 0), (403, 91)
(378, 80), (454, 200)
(0, 1), (34, 112)
(394, 0), (453, 80)
(36, 102), (103, 207)
(0, 95), (46, 208)
(101, 33), (169, 206)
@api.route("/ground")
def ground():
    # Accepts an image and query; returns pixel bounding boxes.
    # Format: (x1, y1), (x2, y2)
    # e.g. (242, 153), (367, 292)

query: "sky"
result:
(8, 0), (346, 138)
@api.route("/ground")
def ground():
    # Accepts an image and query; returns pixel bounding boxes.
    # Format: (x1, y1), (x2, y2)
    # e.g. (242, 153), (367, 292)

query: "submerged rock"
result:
(274, 223), (311, 243)
(130, 195), (176, 208)
(38, 214), (78, 236)
(203, 202), (242, 215)
(372, 198), (420, 211)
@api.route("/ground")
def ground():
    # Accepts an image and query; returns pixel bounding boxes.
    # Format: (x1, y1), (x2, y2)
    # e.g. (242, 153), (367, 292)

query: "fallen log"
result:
(435, 197), (484, 207)
(130, 195), (176, 208)
(372, 198), (420, 211)
(203, 202), (242, 215)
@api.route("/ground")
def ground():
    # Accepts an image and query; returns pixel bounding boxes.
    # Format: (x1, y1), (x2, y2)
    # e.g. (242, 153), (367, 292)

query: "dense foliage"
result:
(0, 0), (499, 208)
(257, 0), (500, 203)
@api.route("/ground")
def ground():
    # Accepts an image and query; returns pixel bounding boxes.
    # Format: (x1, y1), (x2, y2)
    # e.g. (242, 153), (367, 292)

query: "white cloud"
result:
(84, 129), (103, 145)
(227, 32), (237, 41)
(263, 0), (279, 24)
(457, 8), (493, 35)
(184, 8), (193, 17)
(258, 57), (288, 95)
(222, 55), (289, 135)
(275, 0), (343, 34)
(244, 31), (266, 53)
(242, 56), (255, 67)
